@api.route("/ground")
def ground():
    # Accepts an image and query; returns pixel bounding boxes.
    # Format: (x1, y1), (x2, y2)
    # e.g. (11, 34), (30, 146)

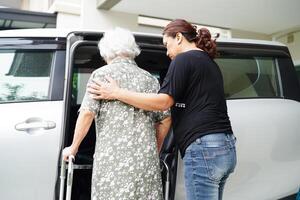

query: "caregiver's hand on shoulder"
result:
(87, 76), (120, 100)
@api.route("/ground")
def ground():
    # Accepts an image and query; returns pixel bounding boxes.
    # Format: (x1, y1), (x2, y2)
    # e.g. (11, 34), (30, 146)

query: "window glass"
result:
(72, 68), (95, 105)
(215, 57), (281, 99)
(0, 50), (53, 103)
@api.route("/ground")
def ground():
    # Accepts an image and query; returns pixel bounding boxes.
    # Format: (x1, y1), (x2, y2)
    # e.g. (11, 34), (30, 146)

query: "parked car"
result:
(0, 29), (299, 200)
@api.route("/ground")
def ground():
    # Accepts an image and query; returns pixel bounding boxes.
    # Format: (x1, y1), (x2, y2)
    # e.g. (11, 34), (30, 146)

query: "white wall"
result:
(29, 0), (49, 12)
(23, 0), (50, 12)
(231, 29), (271, 40)
(0, 0), (22, 9)
(51, 0), (280, 41)
(52, 0), (141, 31)
(51, 0), (300, 66)
(48, 0), (82, 28)
(56, 12), (80, 28)
(274, 31), (300, 66)
(80, 0), (138, 31)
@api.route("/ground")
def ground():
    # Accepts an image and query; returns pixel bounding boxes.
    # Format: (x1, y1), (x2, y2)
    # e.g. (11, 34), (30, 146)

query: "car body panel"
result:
(0, 101), (64, 200)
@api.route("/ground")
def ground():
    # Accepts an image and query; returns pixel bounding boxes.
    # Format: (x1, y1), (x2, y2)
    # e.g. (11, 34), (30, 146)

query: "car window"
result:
(215, 57), (281, 99)
(0, 50), (54, 103)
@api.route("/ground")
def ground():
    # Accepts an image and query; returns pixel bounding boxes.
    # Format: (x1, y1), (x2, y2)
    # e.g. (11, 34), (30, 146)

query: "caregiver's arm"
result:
(87, 77), (174, 111)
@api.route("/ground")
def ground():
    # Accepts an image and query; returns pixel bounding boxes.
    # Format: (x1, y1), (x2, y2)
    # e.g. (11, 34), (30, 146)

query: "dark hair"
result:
(163, 19), (219, 59)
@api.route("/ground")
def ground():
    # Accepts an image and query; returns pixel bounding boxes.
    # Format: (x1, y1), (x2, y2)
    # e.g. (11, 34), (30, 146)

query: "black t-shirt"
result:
(159, 50), (232, 157)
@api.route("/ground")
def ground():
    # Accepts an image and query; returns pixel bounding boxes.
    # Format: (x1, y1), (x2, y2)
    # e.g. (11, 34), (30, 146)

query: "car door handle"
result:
(15, 117), (56, 131)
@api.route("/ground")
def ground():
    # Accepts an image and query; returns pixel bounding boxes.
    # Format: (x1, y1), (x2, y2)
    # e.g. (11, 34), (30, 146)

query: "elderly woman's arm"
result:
(156, 116), (172, 152)
(88, 77), (174, 111)
(62, 110), (95, 161)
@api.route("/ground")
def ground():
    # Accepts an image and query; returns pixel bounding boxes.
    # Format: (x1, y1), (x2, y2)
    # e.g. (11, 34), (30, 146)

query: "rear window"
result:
(215, 56), (281, 99)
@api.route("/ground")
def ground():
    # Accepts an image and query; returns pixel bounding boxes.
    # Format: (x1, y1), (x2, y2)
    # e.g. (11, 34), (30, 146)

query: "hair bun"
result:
(196, 28), (219, 59)
(197, 28), (211, 40)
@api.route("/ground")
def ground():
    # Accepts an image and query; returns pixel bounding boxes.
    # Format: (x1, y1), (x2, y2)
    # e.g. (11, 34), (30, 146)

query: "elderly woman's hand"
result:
(62, 146), (78, 161)
(87, 76), (120, 100)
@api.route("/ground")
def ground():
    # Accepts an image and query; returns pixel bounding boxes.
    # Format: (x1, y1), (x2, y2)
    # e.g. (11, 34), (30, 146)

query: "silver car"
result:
(0, 29), (299, 200)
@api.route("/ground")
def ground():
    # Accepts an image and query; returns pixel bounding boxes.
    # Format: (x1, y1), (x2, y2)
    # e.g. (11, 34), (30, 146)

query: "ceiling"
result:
(111, 0), (300, 35)
(0, 0), (22, 9)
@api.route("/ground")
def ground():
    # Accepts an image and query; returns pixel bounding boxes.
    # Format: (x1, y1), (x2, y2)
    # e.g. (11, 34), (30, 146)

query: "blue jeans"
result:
(297, 188), (300, 200)
(183, 133), (237, 200)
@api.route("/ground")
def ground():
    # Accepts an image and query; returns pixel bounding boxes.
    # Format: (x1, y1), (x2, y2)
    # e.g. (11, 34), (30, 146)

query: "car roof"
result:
(0, 28), (285, 47)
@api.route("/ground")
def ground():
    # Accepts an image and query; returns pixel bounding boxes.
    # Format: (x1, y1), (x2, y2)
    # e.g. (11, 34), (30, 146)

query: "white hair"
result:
(98, 27), (140, 62)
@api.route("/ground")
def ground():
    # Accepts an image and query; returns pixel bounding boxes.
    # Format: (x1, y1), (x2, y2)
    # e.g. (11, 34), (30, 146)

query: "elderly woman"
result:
(63, 27), (171, 200)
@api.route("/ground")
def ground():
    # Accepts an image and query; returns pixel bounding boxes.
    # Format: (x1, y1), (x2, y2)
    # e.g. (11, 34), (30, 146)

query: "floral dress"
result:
(80, 57), (169, 200)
